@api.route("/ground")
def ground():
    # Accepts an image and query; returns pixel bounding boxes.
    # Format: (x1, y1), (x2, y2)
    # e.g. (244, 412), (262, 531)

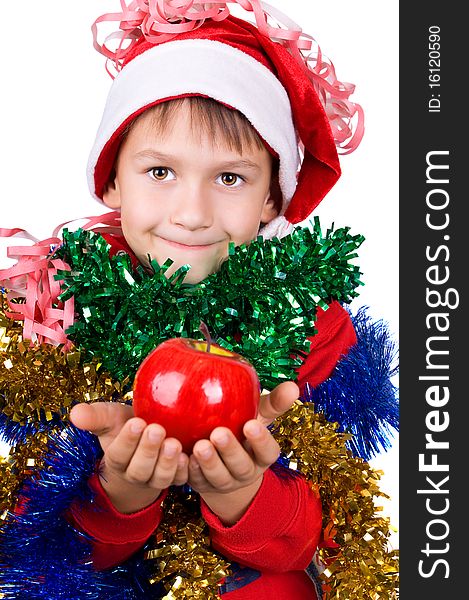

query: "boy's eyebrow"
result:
(133, 149), (262, 172)
(217, 159), (262, 172)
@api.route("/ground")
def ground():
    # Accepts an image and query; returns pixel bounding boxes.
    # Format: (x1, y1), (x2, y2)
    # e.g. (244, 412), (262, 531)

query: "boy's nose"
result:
(169, 183), (213, 230)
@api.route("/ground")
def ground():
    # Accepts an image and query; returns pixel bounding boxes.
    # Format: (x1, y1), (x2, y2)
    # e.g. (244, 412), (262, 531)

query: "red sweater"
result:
(70, 469), (322, 598)
(68, 234), (357, 598)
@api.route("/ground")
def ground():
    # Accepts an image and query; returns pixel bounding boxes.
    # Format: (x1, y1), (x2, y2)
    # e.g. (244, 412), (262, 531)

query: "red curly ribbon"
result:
(0, 211), (122, 349)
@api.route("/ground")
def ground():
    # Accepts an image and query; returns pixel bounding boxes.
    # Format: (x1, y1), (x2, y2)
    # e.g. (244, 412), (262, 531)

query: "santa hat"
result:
(87, 1), (363, 239)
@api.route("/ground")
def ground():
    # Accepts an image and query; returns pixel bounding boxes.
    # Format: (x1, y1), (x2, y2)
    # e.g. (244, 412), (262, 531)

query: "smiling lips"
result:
(160, 237), (219, 251)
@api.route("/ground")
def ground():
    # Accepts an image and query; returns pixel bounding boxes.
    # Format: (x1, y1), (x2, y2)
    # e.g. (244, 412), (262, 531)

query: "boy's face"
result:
(103, 104), (278, 284)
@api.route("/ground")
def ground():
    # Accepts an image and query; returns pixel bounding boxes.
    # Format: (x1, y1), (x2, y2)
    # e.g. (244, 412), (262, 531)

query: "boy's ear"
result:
(102, 171), (122, 209)
(261, 171), (282, 223)
(260, 194), (279, 224)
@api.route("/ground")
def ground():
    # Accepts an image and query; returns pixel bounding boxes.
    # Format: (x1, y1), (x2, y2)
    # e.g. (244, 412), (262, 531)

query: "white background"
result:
(0, 1), (399, 547)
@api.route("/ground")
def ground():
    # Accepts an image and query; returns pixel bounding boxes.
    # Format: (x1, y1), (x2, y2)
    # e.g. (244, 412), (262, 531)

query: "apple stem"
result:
(199, 321), (212, 353)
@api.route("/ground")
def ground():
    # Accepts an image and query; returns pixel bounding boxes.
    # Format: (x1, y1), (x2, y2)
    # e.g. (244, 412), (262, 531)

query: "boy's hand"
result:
(189, 380), (299, 525)
(70, 403), (189, 514)
(69, 381), (297, 516)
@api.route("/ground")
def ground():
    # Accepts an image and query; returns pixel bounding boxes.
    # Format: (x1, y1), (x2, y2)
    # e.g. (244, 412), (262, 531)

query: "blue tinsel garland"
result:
(0, 412), (65, 447)
(303, 306), (399, 460)
(0, 426), (139, 599)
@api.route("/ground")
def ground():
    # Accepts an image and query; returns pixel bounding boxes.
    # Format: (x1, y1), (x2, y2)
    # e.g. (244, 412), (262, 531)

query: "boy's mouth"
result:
(158, 236), (218, 251)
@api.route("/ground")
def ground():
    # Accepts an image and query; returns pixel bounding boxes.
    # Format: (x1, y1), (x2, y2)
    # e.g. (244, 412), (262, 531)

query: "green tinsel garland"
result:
(56, 218), (364, 389)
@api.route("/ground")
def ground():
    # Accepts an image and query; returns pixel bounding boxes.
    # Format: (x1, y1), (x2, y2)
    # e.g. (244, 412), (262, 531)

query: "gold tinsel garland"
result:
(273, 401), (399, 599)
(144, 492), (231, 599)
(0, 299), (130, 427)
(0, 433), (49, 516)
(0, 296), (131, 516)
(0, 302), (399, 598)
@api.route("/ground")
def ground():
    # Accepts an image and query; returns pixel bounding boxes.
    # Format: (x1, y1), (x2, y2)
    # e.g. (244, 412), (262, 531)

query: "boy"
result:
(0, 2), (398, 598)
(68, 95), (324, 597)
(65, 6), (365, 595)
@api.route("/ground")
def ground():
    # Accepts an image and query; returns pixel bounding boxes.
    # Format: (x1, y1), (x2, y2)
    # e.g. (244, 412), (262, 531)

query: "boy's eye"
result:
(219, 173), (242, 187)
(149, 167), (174, 181)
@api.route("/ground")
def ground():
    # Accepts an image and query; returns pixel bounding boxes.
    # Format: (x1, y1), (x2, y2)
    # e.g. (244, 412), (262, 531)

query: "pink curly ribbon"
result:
(0, 228), (40, 243)
(0, 211), (122, 349)
(92, 0), (364, 153)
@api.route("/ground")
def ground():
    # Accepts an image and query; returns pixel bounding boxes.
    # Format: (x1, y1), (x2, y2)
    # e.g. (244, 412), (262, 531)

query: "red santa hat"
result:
(87, 1), (363, 239)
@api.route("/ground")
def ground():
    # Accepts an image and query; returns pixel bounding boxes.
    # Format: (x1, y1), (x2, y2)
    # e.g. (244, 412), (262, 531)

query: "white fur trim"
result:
(87, 39), (299, 204)
(259, 215), (295, 240)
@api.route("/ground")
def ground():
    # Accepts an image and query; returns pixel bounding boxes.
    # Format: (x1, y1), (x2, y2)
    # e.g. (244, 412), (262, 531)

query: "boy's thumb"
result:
(69, 402), (134, 437)
(257, 381), (299, 426)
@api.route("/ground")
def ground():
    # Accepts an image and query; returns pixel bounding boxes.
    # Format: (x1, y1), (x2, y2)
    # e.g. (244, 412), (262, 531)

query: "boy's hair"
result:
(120, 96), (283, 213)
(123, 96), (265, 155)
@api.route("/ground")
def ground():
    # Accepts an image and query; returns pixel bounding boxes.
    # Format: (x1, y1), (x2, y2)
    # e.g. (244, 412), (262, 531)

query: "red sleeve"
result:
(67, 473), (167, 570)
(296, 300), (357, 392)
(200, 468), (322, 572)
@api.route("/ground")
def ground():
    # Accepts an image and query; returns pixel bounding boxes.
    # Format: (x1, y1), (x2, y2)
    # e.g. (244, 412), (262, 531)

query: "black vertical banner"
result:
(400, 4), (465, 597)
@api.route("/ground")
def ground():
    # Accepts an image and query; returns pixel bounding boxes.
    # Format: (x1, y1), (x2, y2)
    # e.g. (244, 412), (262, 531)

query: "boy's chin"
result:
(139, 252), (225, 284)
(161, 261), (217, 285)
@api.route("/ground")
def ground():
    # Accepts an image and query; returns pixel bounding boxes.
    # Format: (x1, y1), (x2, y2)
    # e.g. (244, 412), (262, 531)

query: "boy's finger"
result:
(115, 422), (165, 481)
(148, 438), (183, 490)
(192, 439), (233, 490)
(188, 455), (210, 491)
(243, 420), (280, 468)
(209, 428), (256, 483)
(70, 402), (134, 438)
(173, 453), (189, 486)
(104, 417), (149, 473)
(256, 381), (299, 426)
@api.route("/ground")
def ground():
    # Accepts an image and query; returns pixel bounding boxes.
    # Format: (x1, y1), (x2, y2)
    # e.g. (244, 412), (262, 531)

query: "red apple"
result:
(132, 337), (260, 453)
